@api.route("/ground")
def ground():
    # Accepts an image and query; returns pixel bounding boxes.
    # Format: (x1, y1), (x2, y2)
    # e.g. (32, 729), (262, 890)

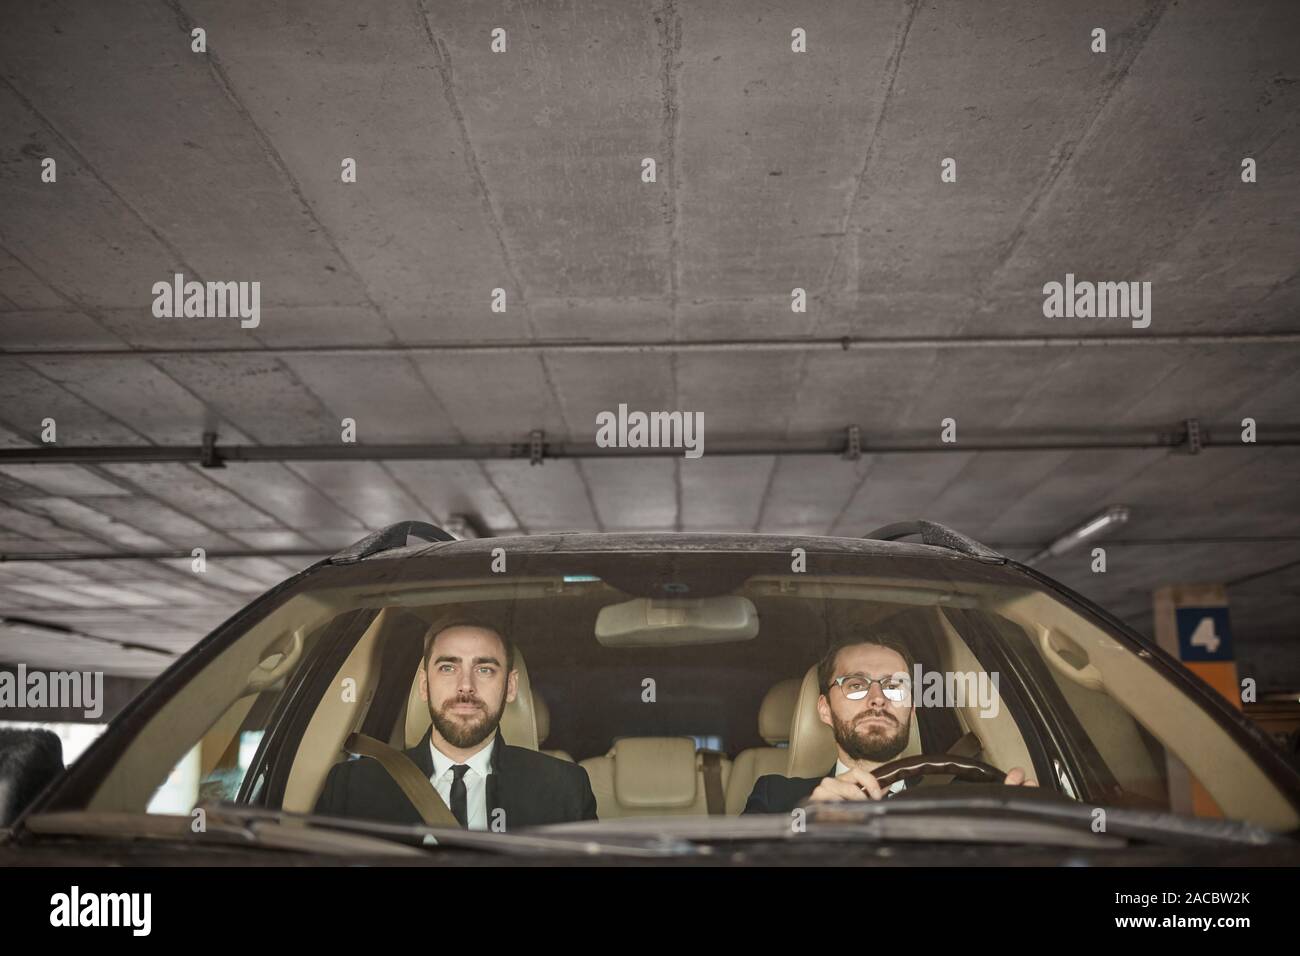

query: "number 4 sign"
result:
(1175, 607), (1234, 662)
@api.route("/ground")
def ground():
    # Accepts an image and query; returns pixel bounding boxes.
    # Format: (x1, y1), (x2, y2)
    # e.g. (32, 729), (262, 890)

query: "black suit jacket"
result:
(314, 730), (598, 831)
(741, 766), (914, 814)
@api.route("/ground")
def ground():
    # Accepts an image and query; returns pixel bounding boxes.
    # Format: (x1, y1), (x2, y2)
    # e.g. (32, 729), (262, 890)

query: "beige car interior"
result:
(581, 737), (734, 818)
(930, 607), (1034, 774)
(162, 599), (1052, 820)
(581, 632), (1023, 820)
(534, 694), (574, 762)
(95, 573), (1298, 832)
(283, 608), (393, 813)
(283, 606), (543, 814)
(991, 591), (1300, 829)
(400, 646), (540, 751)
(723, 677), (799, 813)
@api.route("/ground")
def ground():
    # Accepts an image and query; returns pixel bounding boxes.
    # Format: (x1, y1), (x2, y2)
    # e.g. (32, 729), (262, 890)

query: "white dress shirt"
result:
(429, 734), (496, 831)
(835, 759), (907, 797)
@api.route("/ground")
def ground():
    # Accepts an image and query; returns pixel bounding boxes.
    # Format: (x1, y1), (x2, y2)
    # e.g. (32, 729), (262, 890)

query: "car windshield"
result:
(52, 541), (1299, 837)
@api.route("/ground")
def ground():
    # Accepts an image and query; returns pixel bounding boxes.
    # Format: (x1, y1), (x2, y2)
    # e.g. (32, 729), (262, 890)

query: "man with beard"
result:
(742, 637), (1035, 813)
(315, 617), (597, 830)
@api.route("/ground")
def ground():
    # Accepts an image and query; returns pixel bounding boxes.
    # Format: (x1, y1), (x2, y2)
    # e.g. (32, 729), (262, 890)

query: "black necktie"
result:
(449, 764), (470, 827)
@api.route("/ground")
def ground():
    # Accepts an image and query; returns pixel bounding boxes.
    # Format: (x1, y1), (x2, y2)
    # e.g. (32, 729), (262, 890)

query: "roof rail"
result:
(330, 521), (458, 565)
(863, 520), (1004, 560)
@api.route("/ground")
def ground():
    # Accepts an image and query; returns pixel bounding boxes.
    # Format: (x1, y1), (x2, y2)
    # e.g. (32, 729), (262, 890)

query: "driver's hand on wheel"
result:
(806, 767), (885, 802)
(1003, 767), (1039, 787)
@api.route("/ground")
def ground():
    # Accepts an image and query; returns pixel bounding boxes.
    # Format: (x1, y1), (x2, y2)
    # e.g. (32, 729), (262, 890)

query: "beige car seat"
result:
(534, 693), (574, 762)
(724, 677), (800, 813)
(580, 737), (733, 818)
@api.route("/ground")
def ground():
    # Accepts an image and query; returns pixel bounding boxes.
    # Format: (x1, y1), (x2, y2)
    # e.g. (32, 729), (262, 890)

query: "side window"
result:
(148, 693), (279, 813)
(1030, 624), (1227, 816)
(1038, 657), (1170, 808)
(146, 615), (342, 815)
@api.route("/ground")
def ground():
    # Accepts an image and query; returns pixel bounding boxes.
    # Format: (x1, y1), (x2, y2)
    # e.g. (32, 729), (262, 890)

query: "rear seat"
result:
(724, 678), (800, 814)
(580, 737), (732, 818)
(534, 693), (574, 763)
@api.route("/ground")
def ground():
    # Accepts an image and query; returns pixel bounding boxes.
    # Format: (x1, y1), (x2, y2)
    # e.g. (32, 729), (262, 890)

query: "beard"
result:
(832, 707), (911, 762)
(429, 690), (507, 749)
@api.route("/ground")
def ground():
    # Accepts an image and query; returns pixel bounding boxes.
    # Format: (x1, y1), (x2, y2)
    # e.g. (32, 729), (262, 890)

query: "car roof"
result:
(365, 530), (1005, 565)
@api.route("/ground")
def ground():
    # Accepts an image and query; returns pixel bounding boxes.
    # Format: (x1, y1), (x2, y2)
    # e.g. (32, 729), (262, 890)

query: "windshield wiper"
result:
(798, 793), (1291, 849)
(538, 807), (1122, 851)
(534, 794), (1292, 853)
(26, 797), (1285, 858)
(20, 809), (426, 858)
(207, 804), (708, 858)
(20, 806), (707, 858)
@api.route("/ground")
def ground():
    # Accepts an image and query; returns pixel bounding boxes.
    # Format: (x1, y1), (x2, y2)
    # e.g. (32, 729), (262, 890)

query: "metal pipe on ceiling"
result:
(4, 331), (1300, 361)
(1, 428), (1297, 465)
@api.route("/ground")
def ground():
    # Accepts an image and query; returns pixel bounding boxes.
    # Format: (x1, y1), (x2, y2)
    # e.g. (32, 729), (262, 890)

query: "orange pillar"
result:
(1153, 584), (1240, 818)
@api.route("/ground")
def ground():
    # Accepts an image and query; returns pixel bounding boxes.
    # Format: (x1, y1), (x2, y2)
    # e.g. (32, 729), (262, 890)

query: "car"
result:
(2, 520), (1298, 866)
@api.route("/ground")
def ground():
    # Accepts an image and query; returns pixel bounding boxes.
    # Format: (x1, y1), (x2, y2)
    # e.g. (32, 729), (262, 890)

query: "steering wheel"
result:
(868, 752), (1007, 792)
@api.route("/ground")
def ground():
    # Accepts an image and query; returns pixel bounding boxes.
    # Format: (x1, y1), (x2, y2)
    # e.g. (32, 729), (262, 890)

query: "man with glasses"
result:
(742, 636), (1035, 813)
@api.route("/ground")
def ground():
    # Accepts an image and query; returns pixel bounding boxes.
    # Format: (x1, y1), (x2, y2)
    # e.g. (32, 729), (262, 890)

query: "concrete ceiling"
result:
(0, 1), (1296, 680)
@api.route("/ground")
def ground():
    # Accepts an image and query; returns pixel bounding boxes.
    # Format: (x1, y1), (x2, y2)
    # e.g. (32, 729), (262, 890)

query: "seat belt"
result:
(344, 733), (462, 828)
(911, 732), (984, 789)
(700, 751), (725, 815)
(947, 731), (983, 759)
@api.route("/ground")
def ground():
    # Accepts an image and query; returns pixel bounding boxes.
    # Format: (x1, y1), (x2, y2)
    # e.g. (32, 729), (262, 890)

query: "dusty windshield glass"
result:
(85, 546), (1296, 834)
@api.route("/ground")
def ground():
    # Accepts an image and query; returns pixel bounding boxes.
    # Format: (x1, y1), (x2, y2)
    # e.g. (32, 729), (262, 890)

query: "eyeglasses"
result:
(831, 674), (911, 702)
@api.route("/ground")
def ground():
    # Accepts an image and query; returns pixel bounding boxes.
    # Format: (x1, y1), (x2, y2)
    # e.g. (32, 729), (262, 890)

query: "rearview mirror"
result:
(595, 596), (759, 646)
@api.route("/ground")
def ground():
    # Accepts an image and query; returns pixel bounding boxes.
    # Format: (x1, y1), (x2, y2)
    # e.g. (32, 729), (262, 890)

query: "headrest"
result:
(787, 667), (838, 778)
(535, 692), (551, 744)
(786, 666), (921, 778)
(611, 737), (698, 808)
(404, 646), (539, 751)
(758, 678), (801, 744)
